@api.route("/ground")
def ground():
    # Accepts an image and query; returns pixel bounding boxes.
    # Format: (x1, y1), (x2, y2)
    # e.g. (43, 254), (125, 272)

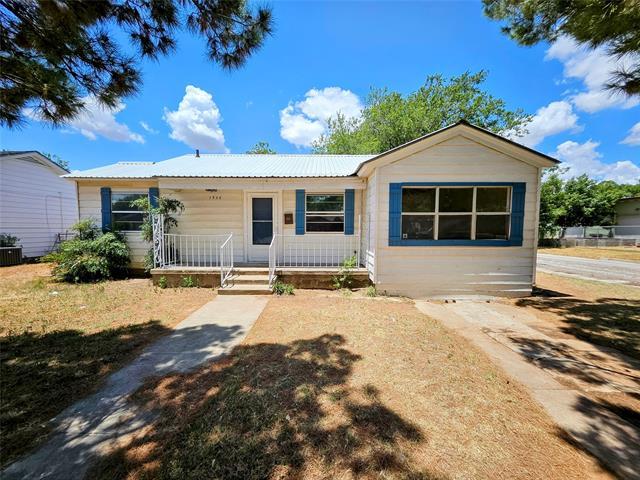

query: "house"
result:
(0, 151), (78, 258)
(65, 121), (558, 297)
(614, 196), (640, 237)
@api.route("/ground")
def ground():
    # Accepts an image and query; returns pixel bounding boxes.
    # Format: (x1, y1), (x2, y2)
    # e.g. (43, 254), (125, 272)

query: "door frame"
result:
(243, 191), (281, 263)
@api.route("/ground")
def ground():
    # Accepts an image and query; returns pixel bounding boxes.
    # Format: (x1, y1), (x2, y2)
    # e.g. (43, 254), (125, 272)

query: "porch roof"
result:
(66, 153), (375, 179)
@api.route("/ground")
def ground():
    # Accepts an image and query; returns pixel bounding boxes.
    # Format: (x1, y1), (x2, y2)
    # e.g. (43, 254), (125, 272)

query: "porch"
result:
(151, 214), (368, 291)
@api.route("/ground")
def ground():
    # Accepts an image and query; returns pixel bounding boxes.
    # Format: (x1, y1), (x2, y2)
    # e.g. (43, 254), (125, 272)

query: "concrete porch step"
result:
(218, 284), (272, 295)
(230, 274), (269, 285)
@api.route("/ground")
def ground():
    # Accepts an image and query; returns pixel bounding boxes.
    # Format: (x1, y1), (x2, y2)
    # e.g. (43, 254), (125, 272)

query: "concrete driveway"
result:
(416, 300), (640, 480)
(537, 253), (640, 286)
(3, 295), (269, 480)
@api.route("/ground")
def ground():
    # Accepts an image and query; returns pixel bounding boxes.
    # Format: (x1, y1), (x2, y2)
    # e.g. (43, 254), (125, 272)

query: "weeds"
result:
(272, 281), (294, 295)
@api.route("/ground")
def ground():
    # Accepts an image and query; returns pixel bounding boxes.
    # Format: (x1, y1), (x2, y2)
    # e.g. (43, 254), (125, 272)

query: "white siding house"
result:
(67, 121), (557, 297)
(0, 151), (78, 258)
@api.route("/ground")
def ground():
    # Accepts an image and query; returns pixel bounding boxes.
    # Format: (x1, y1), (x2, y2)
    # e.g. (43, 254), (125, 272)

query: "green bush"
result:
(0, 233), (19, 247)
(180, 275), (197, 288)
(332, 255), (357, 290)
(272, 281), (294, 295)
(157, 276), (168, 289)
(365, 285), (377, 297)
(43, 220), (130, 282)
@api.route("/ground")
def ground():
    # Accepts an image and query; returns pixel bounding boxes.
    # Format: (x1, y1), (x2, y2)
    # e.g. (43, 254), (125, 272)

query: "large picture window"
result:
(401, 186), (511, 241)
(306, 194), (344, 232)
(111, 192), (147, 231)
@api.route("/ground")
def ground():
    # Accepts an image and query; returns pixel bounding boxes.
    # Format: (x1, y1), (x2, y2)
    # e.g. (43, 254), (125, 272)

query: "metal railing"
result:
(152, 213), (234, 269)
(268, 235), (277, 287)
(220, 233), (234, 287)
(270, 233), (360, 269)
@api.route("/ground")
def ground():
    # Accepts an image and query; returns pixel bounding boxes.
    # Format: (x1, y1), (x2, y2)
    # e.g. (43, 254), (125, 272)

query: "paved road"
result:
(537, 253), (640, 286)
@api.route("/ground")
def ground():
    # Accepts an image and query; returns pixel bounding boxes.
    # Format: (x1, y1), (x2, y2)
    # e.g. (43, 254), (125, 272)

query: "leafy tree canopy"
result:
(43, 152), (69, 171)
(1, 0), (273, 127)
(246, 141), (276, 154)
(313, 71), (530, 154)
(483, 0), (640, 96)
(539, 168), (640, 238)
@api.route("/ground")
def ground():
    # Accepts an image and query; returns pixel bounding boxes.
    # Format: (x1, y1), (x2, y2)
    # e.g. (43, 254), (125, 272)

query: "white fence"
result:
(561, 225), (640, 239)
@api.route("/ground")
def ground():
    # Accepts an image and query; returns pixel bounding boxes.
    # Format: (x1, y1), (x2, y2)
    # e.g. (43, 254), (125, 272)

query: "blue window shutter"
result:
(100, 187), (112, 232)
(388, 183), (402, 245)
(295, 189), (305, 235)
(344, 189), (355, 235)
(510, 183), (526, 246)
(149, 187), (159, 209)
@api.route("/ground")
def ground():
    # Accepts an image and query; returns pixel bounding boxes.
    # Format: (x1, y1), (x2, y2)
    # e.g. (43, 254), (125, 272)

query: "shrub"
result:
(44, 220), (130, 282)
(157, 275), (168, 289)
(272, 281), (294, 295)
(365, 285), (377, 297)
(0, 233), (19, 247)
(180, 275), (197, 288)
(332, 255), (357, 290)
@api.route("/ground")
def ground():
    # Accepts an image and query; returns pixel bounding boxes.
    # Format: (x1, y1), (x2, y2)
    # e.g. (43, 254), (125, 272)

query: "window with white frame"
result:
(401, 186), (511, 240)
(111, 192), (147, 231)
(306, 194), (344, 232)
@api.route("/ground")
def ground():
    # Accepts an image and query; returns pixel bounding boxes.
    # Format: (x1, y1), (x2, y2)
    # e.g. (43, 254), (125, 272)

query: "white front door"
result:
(247, 193), (276, 263)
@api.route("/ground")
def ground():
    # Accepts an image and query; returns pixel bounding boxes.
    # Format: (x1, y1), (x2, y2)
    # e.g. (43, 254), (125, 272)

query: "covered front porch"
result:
(151, 215), (367, 290)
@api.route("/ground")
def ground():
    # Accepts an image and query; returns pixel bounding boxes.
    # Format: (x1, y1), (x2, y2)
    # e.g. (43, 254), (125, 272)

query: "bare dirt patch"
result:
(0, 263), (214, 467)
(539, 246), (640, 263)
(90, 295), (610, 479)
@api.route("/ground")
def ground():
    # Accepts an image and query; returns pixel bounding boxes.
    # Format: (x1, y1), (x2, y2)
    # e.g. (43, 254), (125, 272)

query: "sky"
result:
(1, 0), (639, 182)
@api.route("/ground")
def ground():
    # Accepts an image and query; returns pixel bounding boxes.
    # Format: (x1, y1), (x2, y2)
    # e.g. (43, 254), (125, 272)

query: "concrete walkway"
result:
(415, 300), (640, 480)
(4, 295), (269, 480)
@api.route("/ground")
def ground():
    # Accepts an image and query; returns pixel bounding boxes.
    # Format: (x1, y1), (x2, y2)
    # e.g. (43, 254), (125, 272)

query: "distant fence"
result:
(553, 225), (640, 247)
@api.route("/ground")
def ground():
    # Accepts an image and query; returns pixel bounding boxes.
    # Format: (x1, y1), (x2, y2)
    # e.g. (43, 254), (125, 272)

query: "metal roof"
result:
(65, 154), (375, 179)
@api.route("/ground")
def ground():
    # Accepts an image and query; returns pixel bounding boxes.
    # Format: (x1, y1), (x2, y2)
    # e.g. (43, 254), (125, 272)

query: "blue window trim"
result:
(388, 182), (526, 247)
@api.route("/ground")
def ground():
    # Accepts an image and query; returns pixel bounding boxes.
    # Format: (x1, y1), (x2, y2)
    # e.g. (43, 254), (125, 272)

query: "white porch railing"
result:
(269, 233), (360, 269)
(152, 214), (233, 269)
(268, 235), (277, 287)
(220, 233), (234, 287)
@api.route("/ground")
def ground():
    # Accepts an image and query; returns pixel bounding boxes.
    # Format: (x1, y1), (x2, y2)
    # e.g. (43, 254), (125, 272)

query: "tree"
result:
(538, 169), (640, 239)
(1, 0), (273, 127)
(43, 152), (69, 171)
(483, 0), (640, 96)
(246, 141), (276, 154)
(313, 71), (530, 154)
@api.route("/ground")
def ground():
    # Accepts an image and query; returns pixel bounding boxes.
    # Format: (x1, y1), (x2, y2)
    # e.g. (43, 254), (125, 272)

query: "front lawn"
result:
(539, 246), (640, 263)
(0, 263), (213, 468)
(519, 271), (640, 360)
(90, 295), (608, 479)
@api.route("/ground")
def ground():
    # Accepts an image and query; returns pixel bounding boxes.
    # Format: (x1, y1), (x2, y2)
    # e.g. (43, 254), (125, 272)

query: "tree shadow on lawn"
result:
(516, 292), (640, 362)
(0, 321), (170, 467)
(90, 334), (446, 480)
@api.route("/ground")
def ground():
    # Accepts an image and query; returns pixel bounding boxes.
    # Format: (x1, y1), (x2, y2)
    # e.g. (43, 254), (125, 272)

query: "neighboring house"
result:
(0, 151), (78, 258)
(614, 196), (640, 237)
(65, 121), (558, 297)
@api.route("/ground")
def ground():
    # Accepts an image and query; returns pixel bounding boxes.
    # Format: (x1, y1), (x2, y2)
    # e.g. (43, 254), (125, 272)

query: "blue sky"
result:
(2, 1), (639, 182)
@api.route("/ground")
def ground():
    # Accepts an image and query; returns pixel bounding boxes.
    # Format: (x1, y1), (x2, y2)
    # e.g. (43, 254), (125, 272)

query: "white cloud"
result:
(26, 96), (144, 143)
(621, 122), (640, 146)
(552, 140), (640, 183)
(279, 87), (363, 147)
(163, 85), (227, 152)
(139, 121), (158, 134)
(546, 36), (640, 113)
(510, 100), (581, 148)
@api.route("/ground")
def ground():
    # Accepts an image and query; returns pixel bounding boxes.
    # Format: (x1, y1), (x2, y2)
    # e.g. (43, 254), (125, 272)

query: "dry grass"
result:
(539, 246), (640, 262)
(90, 295), (610, 480)
(519, 272), (640, 360)
(0, 263), (213, 467)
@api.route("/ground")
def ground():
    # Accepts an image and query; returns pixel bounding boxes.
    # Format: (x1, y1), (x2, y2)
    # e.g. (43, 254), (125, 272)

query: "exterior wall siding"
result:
(372, 135), (540, 298)
(0, 158), (78, 257)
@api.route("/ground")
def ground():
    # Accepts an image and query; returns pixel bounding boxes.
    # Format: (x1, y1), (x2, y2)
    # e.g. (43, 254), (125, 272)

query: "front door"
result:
(248, 194), (275, 262)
